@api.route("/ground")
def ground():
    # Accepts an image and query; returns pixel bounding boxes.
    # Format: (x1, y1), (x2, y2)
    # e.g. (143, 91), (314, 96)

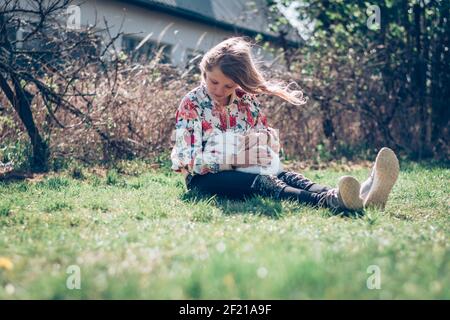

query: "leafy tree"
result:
(270, 0), (449, 159)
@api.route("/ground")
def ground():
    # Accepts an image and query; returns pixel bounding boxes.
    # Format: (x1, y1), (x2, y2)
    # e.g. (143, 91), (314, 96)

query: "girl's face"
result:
(205, 67), (238, 106)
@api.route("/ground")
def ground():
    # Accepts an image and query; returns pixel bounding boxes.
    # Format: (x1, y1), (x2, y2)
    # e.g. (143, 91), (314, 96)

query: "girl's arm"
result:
(171, 96), (229, 175)
(247, 97), (281, 154)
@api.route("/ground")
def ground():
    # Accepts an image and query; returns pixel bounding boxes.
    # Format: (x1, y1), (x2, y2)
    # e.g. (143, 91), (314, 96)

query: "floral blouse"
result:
(170, 83), (280, 175)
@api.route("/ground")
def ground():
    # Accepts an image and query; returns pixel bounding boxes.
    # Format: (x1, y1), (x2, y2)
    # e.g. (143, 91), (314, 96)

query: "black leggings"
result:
(186, 170), (332, 206)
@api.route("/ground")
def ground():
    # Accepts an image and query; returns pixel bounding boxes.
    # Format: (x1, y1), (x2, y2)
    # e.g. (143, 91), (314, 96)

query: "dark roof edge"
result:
(124, 0), (301, 48)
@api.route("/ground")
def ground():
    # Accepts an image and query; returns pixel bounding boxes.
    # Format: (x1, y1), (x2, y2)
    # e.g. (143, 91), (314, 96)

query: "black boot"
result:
(250, 174), (289, 199)
(277, 171), (332, 193)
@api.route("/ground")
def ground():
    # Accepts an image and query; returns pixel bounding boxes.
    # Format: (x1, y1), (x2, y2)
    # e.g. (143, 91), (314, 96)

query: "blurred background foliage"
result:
(1, 0), (448, 172)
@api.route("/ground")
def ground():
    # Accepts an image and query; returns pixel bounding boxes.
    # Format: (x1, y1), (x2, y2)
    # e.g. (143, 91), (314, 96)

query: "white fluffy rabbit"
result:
(204, 129), (283, 176)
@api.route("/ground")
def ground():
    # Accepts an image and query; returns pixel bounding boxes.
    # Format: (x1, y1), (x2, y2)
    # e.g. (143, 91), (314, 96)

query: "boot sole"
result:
(338, 176), (363, 210)
(364, 147), (399, 210)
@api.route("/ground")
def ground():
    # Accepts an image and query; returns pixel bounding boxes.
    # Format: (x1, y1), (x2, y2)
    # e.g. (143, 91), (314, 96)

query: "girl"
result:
(171, 37), (399, 213)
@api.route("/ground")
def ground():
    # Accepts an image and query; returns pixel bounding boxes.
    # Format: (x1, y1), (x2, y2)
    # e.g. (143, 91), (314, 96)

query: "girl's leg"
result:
(251, 175), (363, 212)
(276, 171), (331, 193)
(247, 174), (320, 204)
(186, 170), (259, 199)
(186, 171), (362, 212)
(186, 171), (317, 203)
(278, 186), (324, 206)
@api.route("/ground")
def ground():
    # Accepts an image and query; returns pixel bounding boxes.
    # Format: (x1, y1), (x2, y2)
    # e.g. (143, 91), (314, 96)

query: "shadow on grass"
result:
(179, 188), (364, 220)
(0, 170), (35, 183)
(179, 188), (285, 219)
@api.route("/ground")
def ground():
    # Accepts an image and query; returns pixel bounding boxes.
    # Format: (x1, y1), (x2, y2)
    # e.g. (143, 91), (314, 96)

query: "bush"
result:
(70, 164), (85, 180)
(106, 169), (120, 186)
(0, 139), (33, 171)
(2, 55), (447, 169)
(39, 177), (70, 190)
(0, 202), (11, 217)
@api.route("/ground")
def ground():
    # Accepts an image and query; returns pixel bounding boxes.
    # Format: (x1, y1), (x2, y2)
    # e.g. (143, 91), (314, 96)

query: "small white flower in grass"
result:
(216, 241), (226, 253)
(148, 248), (160, 260)
(107, 266), (116, 276)
(5, 284), (15, 295)
(257, 267), (268, 279)
(199, 252), (209, 260)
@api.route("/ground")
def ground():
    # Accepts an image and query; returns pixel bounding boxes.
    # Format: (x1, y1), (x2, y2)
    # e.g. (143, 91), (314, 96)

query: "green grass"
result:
(0, 161), (448, 299)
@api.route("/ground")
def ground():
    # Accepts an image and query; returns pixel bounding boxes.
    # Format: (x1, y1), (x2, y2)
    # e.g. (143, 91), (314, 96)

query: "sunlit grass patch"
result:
(0, 161), (448, 299)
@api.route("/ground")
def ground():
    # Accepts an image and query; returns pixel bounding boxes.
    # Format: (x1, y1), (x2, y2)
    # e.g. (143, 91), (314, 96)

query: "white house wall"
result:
(74, 0), (275, 67)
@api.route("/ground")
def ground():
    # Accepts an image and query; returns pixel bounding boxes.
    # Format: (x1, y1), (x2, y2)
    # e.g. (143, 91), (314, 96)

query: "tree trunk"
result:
(0, 73), (48, 171)
(413, 2), (429, 159)
(430, 4), (450, 153)
(0, 15), (48, 171)
(319, 99), (337, 153)
(12, 79), (48, 171)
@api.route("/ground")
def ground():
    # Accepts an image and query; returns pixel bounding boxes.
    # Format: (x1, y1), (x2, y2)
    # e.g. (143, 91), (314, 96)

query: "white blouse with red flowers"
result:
(170, 83), (280, 175)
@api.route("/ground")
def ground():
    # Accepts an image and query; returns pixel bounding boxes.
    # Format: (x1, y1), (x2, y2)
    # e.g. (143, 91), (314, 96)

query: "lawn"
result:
(0, 161), (448, 299)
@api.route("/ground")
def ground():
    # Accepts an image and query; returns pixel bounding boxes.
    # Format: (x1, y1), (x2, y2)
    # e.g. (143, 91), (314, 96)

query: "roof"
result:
(124, 0), (303, 47)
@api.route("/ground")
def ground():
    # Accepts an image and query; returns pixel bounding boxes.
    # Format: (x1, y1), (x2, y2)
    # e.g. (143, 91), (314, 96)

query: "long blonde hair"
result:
(200, 37), (306, 105)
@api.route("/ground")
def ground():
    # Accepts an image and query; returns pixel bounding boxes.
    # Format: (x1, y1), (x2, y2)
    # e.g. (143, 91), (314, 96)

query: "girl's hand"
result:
(239, 131), (270, 152)
(232, 145), (272, 168)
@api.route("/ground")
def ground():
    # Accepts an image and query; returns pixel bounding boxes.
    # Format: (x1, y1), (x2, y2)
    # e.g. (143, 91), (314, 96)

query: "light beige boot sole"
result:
(364, 147), (399, 210)
(338, 176), (364, 210)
